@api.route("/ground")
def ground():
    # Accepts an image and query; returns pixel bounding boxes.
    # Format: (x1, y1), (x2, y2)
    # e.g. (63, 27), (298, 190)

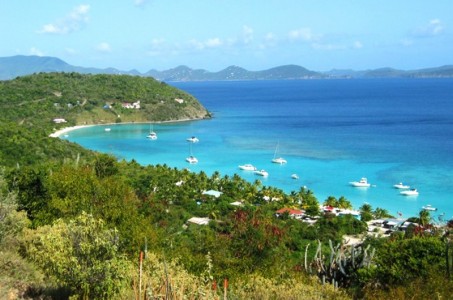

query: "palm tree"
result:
(374, 207), (391, 219)
(419, 209), (431, 228)
(359, 203), (373, 222)
(338, 196), (352, 209)
(323, 196), (338, 207)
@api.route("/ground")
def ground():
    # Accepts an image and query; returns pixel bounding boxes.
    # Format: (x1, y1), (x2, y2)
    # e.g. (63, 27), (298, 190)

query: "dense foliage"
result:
(0, 72), (209, 126)
(0, 73), (209, 168)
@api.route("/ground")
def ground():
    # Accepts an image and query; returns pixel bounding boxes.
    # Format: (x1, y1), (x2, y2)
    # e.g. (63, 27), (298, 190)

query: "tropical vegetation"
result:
(0, 73), (452, 299)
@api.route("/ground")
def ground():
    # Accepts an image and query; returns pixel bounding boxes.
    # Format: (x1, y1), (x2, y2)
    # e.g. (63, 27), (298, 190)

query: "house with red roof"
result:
(276, 208), (305, 219)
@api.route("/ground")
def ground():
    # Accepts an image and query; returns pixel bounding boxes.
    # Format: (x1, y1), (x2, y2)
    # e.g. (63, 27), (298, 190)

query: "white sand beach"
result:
(49, 125), (94, 138)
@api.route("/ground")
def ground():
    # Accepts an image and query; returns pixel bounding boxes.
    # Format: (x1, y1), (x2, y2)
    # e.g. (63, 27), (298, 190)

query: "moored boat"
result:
(254, 169), (269, 177)
(349, 177), (371, 187)
(271, 142), (287, 164)
(186, 155), (198, 164)
(272, 157), (287, 164)
(400, 188), (419, 196)
(393, 182), (410, 189)
(238, 164), (257, 171)
(422, 204), (437, 211)
(186, 136), (199, 143)
(147, 131), (157, 140)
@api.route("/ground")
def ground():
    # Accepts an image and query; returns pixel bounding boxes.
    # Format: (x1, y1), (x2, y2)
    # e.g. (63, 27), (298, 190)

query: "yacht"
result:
(254, 169), (269, 177)
(185, 155), (198, 164)
(393, 182), (410, 189)
(186, 136), (199, 143)
(400, 188), (419, 196)
(238, 164), (257, 171)
(349, 177), (371, 187)
(422, 204), (437, 211)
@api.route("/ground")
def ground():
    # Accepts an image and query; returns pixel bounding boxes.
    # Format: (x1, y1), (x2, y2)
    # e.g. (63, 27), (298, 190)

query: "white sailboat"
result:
(271, 141), (287, 164)
(147, 124), (157, 140)
(186, 136), (199, 143)
(186, 143), (198, 164)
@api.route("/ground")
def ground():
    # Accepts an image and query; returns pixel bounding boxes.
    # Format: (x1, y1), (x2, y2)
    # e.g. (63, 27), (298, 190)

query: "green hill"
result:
(0, 72), (210, 167)
(0, 72), (210, 126)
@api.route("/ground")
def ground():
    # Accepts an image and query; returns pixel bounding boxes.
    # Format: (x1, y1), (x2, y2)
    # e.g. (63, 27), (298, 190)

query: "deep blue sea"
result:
(64, 79), (453, 221)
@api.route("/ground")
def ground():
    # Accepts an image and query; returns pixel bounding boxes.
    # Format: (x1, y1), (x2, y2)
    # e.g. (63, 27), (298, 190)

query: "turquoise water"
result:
(64, 79), (453, 221)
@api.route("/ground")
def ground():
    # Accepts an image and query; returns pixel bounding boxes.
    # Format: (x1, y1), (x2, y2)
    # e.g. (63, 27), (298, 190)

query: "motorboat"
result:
(254, 169), (269, 177)
(400, 188), (419, 196)
(422, 204), (437, 211)
(104, 127), (111, 132)
(291, 174), (299, 179)
(186, 136), (199, 143)
(238, 164), (257, 171)
(393, 182), (410, 189)
(185, 155), (198, 164)
(147, 131), (157, 140)
(349, 177), (371, 187)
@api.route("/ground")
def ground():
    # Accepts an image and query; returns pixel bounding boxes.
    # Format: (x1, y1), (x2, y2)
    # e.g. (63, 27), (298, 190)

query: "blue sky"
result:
(1, 1), (452, 72)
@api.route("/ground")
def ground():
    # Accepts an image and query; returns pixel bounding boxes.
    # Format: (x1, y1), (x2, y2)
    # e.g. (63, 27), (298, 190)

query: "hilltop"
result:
(1, 55), (453, 81)
(0, 72), (209, 126)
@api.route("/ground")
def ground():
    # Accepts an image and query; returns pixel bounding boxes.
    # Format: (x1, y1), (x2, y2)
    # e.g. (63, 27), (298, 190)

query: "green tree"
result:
(94, 153), (119, 178)
(359, 203), (373, 222)
(419, 209), (431, 227)
(370, 236), (446, 287)
(373, 207), (392, 219)
(298, 187), (320, 216)
(323, 196), (338, 207)
(338, 196), (352, 209)
(23, 212), (132, 299)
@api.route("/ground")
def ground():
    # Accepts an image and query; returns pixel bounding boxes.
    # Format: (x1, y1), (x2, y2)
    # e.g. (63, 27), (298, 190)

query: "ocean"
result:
(64, 78), (453, 221)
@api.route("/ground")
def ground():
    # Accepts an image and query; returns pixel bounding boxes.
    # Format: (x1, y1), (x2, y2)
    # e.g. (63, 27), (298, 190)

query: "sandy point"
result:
(49, 125), (94, 138)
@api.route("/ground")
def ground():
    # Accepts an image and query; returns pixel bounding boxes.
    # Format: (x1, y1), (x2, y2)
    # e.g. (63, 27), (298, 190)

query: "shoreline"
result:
(49, 125), (95, 137)
(49, 117), (208, 138)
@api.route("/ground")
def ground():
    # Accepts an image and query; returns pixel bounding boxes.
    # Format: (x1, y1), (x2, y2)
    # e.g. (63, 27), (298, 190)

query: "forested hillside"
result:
(0, 72), (210, 168)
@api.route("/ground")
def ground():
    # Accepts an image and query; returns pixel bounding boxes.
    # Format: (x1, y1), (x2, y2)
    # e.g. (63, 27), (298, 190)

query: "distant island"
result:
(1, 55), (453, 81)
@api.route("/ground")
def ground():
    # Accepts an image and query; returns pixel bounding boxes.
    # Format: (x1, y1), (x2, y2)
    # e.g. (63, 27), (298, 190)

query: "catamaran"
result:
(146, 124), (157, 140)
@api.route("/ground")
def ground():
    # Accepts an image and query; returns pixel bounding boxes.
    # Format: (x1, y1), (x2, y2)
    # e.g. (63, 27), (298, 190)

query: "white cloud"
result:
(205, 38), (222, 48)
(242, 25), (254, 44)
(29, 47), (44, 56)
(311, 43), (345, 50)
(288, 28), (319, 42)
(412, 19), (444, 37)
(96, 42), (112, 53)
(189, 37), (223, 50)
(38, 4), (90, 34)
(146, 38), (167, 56)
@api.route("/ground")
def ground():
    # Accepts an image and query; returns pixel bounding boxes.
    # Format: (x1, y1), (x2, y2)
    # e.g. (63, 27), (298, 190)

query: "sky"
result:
(1, 0), (452, 72)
